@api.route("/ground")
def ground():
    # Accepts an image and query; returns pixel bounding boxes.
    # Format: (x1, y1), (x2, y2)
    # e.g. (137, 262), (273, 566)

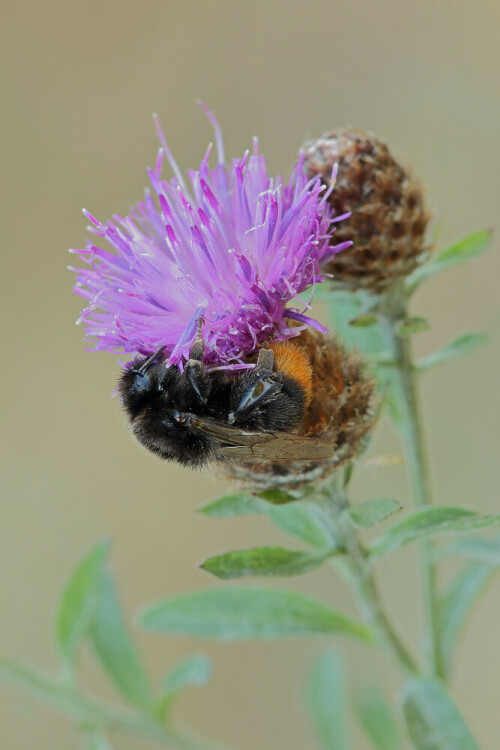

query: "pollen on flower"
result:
(70, 108), (349, 369)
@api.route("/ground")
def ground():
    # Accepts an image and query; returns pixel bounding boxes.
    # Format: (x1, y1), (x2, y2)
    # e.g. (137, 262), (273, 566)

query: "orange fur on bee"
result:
(270, 341), (313, 406)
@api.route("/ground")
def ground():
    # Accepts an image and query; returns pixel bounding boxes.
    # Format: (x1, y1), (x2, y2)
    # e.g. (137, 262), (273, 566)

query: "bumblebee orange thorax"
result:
(270, 341), (313, 406)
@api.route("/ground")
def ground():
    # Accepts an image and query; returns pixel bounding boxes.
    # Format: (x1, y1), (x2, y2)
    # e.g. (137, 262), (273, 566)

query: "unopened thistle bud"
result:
(301, 129), (431, 291)
(216, 329), (376, 491)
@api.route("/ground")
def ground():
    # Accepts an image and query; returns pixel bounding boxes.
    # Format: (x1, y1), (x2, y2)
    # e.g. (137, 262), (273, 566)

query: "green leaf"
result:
(0, 659), (108, 725)
(396, 317), (430, 338)
(417, 332), (488, 371)
(438, 561), (496, 678)
(55, 541), (109, 667)
(400, 678), (480, 749)
(355, 686), (401, 750)
(306, 649), (350, 750)
(201, 546), (337, 580)
(370, 507), (500, 557)
(345, 498), (402, 530)
(268, 502), (338, 548)
(160, 653), (212, 696)
(439, 536), (500, 565)
(407, 229), (492, 292)
(0, 659), (203, 749)
(90, 568), (152, 711)
(139, 588), (374, 642)
(156, 654), (212, 716)
(257, 489), (298, 505)
(199, 493), (269, 518)
(349, 313), (378, 328)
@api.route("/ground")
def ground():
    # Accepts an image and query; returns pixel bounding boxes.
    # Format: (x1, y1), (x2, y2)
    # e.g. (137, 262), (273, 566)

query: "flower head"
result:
(71, 108), (347, 369)
(301, 129), (431, 292)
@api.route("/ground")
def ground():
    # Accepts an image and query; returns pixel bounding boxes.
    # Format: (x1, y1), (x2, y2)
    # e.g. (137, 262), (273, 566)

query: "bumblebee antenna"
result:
(136, 346), (167, 375)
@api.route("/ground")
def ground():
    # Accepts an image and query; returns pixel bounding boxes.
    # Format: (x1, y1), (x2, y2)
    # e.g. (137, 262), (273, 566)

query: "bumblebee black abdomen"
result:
(118, 341), (313, 469)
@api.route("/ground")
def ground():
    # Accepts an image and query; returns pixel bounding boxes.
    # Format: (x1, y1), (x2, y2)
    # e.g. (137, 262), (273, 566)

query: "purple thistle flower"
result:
(70, 107), (349, 369)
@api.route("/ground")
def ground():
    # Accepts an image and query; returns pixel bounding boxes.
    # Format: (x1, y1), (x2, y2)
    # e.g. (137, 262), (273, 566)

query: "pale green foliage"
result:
(400, 679), (480, 749)
(417, 332), (488, 371)
(56, 539), (109, 667)
(406, 229), (492, 293)
(344, 498), (402, 529)
(89, 567), (152, 710)
(355, 686), (401, 750)
(201, 545), (338, 579)
(438, 561), (496, 679)
(139, 588), (374, 642)
(370, 507), (500, 557)
(0, 542), (218, 750)
(306, 649), (350, 750)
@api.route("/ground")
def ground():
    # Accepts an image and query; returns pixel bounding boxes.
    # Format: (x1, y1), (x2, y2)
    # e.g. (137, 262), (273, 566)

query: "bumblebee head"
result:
(118, 348), (218, 467)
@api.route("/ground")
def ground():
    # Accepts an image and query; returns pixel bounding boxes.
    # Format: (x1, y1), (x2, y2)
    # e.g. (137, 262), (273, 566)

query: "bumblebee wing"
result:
(218, 434), (338, 462)
(186, 415), (271, 447)
(186, 414), (337, 462)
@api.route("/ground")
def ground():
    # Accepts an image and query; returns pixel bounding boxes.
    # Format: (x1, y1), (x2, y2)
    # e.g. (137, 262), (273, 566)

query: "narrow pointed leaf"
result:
(407, 229), (492, 292)
(201, 546), (337, 580)
(199, 490), (298, 520)
(438, 561), (496, 678)
(257, 489), (298, 505)
(55, 540), (109, 665)
(396, 317), (429, 338)
(90, 569), (152, 710)
(438, 536), (500, 565)
(355, 686), (401, 750)
(199, 493), (269, 518)
(345, 498), (402, 530)
(160, 654), (212, 697)
(139, 588), (374, 642)
(370, 507), (500, 557)
(417, 332), (488, 371)
(349, 313), (378, 328)
(268, 502), (338, 548)
(400, 678), (480, 749)
(306, 649), (350, 750)
(156, 654), (212, 716)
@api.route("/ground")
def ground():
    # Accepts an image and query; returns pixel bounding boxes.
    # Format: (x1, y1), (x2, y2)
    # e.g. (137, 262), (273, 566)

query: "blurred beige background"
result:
(1, 1), (499, 748)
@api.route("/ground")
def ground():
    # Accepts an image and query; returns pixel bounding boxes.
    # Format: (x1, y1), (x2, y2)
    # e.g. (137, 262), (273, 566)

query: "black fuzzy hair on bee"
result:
(118, 342), (307, 469)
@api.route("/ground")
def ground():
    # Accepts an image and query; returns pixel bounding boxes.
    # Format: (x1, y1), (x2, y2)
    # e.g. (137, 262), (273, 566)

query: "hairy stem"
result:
(321, 484), (418, 676)
(379, 281), (442, 678)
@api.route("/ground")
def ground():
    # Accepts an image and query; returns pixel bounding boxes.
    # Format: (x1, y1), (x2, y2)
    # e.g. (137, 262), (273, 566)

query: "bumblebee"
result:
(118, 332), (336, 468)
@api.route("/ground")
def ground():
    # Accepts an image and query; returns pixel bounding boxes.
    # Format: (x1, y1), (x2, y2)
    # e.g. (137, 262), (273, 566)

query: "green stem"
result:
(0, 659), (229, 750)
(379, 282), (442, 678)
(321, 484), (418, 676)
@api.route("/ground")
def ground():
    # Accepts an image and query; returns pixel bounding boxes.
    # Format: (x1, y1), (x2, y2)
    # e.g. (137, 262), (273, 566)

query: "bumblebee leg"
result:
(189, 318), (205, 361)
(134, 345), (167, 375)
(185, 359), (211, 404)
(255, 347), (274, 375)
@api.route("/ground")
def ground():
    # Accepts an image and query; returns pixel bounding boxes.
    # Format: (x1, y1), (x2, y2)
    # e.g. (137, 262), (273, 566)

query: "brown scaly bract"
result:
(302, 129), (431, 291)
(217, 329), (377, 491)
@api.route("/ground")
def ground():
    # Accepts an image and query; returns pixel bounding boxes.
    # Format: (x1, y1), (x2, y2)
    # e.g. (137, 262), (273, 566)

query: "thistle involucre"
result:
(217, 328), (376, 490)
(301, 129), (431, 292)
